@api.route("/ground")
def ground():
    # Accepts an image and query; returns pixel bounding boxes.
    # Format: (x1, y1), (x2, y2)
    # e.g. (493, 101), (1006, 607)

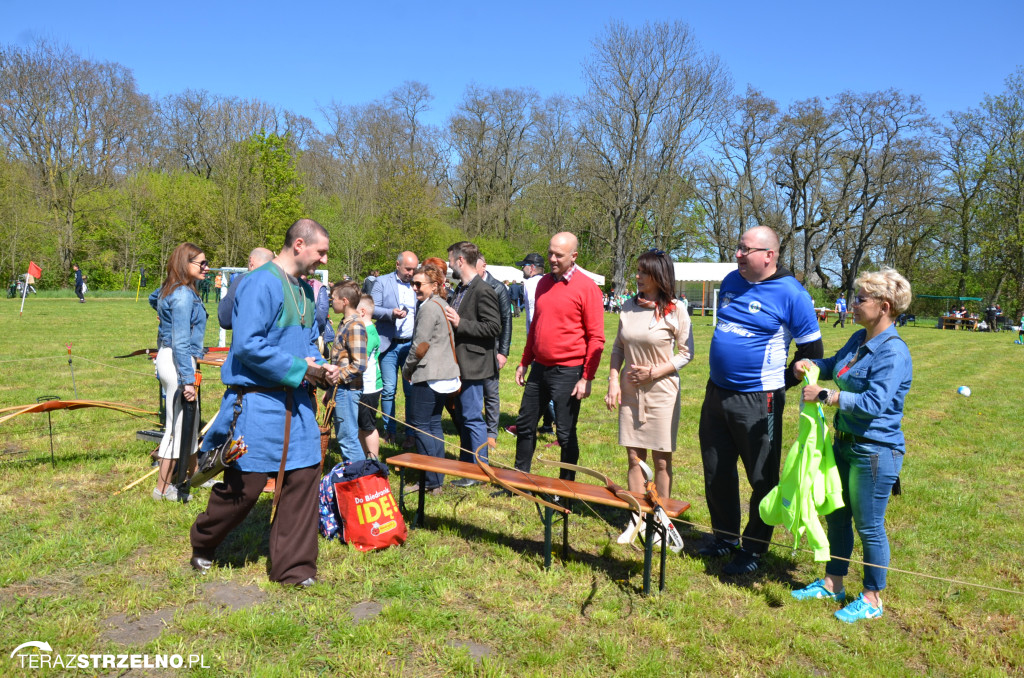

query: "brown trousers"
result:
(190, 464), (320, 584)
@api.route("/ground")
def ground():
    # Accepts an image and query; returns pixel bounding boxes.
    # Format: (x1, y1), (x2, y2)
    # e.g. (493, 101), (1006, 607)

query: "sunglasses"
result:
(190, 259), (209, 269)
(412, 281), (429, 289)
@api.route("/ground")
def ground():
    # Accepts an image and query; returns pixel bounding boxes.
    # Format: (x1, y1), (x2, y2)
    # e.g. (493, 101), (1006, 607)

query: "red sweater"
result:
(521, 271), (605, 380)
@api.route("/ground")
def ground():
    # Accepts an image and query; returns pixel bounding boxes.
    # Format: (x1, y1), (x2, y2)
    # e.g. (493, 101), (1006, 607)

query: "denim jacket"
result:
(149, 285), (208, 385)
(814, 324), (912, 449)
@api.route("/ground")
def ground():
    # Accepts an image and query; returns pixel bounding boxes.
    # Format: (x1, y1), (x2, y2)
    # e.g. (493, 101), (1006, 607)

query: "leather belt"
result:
(392, 337), (412, 344)
(835, 430), (874, 445)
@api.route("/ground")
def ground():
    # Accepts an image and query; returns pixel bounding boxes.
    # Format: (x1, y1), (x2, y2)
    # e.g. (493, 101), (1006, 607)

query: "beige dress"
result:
(611, 298), (694, 451)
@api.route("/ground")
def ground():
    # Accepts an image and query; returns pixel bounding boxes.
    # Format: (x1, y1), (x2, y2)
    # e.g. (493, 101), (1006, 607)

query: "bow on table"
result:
(472, 443), (569, 515)
(0, 399), (157, 426)
(536, 457), (644, 539)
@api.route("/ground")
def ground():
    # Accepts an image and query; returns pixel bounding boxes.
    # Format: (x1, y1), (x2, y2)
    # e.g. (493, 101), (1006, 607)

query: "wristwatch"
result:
(816, 389), (830, 403)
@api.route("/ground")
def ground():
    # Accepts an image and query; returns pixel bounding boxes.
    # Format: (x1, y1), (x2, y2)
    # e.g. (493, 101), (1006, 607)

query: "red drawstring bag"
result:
(334, 471), (407, 551)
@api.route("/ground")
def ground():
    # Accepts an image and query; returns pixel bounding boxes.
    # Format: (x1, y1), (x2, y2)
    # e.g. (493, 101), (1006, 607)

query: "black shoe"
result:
(295, 577), (316, 588)
(723, 549), (761, 575)
(451, 478), (482, 488)
(696, 537), (739, 558)
(490, 488), (513, 498)
(190, 556), (213, 574)
(538, 425), (554, 435)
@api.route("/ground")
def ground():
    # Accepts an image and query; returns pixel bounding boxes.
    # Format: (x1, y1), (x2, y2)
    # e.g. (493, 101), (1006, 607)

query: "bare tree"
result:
(0, 40), (152, 275)
(576, 20), (731, 291)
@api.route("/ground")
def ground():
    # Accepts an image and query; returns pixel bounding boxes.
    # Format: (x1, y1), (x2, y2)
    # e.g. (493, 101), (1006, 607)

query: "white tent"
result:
(484, 265), (524, 284)
(674, 262), (736, 282)
(480, 264), (606, 287)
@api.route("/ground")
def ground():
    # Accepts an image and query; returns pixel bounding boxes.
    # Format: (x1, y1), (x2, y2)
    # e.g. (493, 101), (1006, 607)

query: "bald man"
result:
(698, 225), (823, 575)
(513, 232), (605, 481)
(218, 247), (275, 330)
(372, 250), (419, 445)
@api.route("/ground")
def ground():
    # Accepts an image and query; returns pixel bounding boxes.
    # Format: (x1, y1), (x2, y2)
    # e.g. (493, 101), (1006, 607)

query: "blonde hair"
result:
(855, 267), (912, 317)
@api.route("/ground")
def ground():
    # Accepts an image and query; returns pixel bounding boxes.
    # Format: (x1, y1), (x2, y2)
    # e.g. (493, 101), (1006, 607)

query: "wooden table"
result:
(942, 316), (977, 330)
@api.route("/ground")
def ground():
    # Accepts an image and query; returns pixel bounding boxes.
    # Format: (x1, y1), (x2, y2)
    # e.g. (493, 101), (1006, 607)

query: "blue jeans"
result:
(379, 340), (411, 435)
(407, 381), (446, 489)
(825, 439), (904, 591)
(334, 387), (364, 464)
(458, 380), (488, 464)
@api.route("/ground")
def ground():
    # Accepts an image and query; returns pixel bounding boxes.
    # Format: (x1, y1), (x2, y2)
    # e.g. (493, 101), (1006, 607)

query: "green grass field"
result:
(1, 297), (1022, 676)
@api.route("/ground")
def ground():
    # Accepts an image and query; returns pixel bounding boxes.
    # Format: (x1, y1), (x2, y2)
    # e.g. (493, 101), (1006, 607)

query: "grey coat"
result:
(402, 295), (460, 384)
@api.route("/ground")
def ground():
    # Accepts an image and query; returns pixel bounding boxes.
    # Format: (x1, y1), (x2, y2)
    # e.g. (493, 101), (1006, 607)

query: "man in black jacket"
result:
(477, 254), (512, 450)
(446, 242), (501, 484)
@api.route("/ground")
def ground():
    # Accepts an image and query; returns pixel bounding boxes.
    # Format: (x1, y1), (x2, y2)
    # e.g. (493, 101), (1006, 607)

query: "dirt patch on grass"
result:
(350, 600), (383, 624)
(446, 639), (492, 663)
(202, 581), (267, 611)
(102, 607), (178, 645)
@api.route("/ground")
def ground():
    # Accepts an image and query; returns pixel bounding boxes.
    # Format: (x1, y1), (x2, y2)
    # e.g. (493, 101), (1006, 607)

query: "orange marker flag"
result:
(28, 261), (42, 279)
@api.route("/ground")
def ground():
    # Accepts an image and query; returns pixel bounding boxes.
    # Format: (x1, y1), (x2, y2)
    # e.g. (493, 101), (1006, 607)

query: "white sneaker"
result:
(152, 488), (165, 501)
(161, 485), (191, 503)
(617, 513), (643, 544)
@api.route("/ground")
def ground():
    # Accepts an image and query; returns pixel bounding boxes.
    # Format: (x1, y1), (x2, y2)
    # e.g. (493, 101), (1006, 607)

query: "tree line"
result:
(0, 22), (1021, 313)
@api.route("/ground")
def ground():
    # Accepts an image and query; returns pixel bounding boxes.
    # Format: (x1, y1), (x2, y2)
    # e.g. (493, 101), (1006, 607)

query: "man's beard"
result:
(451, 267), (461, 281)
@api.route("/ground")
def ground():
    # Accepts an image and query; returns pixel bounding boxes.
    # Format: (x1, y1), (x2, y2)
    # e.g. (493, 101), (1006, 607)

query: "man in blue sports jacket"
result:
(698, 225), (824, 575)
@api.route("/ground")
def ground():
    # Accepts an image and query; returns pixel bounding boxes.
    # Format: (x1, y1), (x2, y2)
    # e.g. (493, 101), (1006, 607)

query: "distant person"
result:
(148, 243), (209, 501)
(513, 232), (605, 482)
(372, 251), (419, 447)
(833, 296), (847, 328)
(678, 293), (689, 315)
(791, 267), (912, 623)
(698, 225), (822, 575)
(362, 269), (380, 295)
(605, 250), (694, 542)
(73, 264), (86, 303)
(508, 278), (524, 317)
(218, 248), (274, 330)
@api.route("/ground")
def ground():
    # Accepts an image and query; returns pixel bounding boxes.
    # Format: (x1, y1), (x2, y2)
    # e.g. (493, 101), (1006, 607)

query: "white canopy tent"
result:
(673, 262), (736, 319)
(474, 264), (606, 287)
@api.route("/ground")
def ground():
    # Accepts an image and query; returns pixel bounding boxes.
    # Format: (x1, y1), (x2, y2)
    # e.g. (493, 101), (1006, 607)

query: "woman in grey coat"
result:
(402, 263), (460, 493)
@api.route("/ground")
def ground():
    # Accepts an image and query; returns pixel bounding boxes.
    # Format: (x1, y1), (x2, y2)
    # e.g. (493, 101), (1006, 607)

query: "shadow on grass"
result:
(210, 495), (274, 573)
(406, 493), (670, 597)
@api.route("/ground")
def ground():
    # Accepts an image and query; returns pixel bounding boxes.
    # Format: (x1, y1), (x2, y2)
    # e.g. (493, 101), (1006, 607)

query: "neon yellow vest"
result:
(758, 365), (844, 561)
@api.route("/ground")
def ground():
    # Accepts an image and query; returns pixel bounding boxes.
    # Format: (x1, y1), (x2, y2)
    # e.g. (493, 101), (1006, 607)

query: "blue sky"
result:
(1, 0), (1021, 129)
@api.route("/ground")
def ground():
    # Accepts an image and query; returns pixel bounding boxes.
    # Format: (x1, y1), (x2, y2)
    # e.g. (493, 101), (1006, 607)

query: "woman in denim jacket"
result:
(791, 267), (913, 623)
(148, 242), (209, 501)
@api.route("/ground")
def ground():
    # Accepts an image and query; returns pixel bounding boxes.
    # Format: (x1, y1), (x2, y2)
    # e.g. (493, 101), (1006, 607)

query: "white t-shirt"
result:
(524, 275), (541, 334)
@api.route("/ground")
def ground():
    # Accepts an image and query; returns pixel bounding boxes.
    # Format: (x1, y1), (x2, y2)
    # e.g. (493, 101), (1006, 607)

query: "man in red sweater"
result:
(513, 232), (605, 481)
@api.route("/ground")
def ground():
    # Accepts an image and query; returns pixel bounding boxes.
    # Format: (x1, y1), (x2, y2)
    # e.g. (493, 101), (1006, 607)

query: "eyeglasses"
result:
(190, 259), (209, 269)
(852, 296), (873, 305)
(736, 245), (770, 255)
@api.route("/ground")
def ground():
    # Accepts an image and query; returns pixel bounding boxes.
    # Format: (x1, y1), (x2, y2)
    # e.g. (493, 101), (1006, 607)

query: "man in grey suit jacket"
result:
(371, 251), (419, 445)
(446, 242), (501, 479)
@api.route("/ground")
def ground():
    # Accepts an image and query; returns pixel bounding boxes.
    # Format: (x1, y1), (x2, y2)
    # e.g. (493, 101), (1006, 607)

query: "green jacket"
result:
(759, 365), (844, 561)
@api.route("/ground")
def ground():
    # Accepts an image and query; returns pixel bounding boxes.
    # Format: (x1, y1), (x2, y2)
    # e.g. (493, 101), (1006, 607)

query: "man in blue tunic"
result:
(189, 219), (340, 586)
(698, 225), (823, 575)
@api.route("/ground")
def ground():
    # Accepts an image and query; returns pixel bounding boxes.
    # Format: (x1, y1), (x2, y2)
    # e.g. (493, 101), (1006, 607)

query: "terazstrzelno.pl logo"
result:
(10, 641), (210, 670)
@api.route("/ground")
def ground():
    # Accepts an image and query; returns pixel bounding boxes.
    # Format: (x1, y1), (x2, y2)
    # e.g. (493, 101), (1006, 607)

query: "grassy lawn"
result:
(1, 297), (1022, 676)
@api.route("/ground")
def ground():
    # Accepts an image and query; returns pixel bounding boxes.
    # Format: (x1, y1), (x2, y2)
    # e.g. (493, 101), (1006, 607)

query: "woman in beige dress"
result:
(605, 250), (695, 542)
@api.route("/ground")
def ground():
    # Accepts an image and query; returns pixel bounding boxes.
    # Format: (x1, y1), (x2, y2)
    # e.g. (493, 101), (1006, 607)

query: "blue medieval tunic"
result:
(200, 261), (323, 472)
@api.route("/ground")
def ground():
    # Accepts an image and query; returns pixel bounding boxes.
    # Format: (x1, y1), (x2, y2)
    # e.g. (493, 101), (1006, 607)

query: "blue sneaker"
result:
(791, 579), (846, 602)
(834, 593), (883, 623)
